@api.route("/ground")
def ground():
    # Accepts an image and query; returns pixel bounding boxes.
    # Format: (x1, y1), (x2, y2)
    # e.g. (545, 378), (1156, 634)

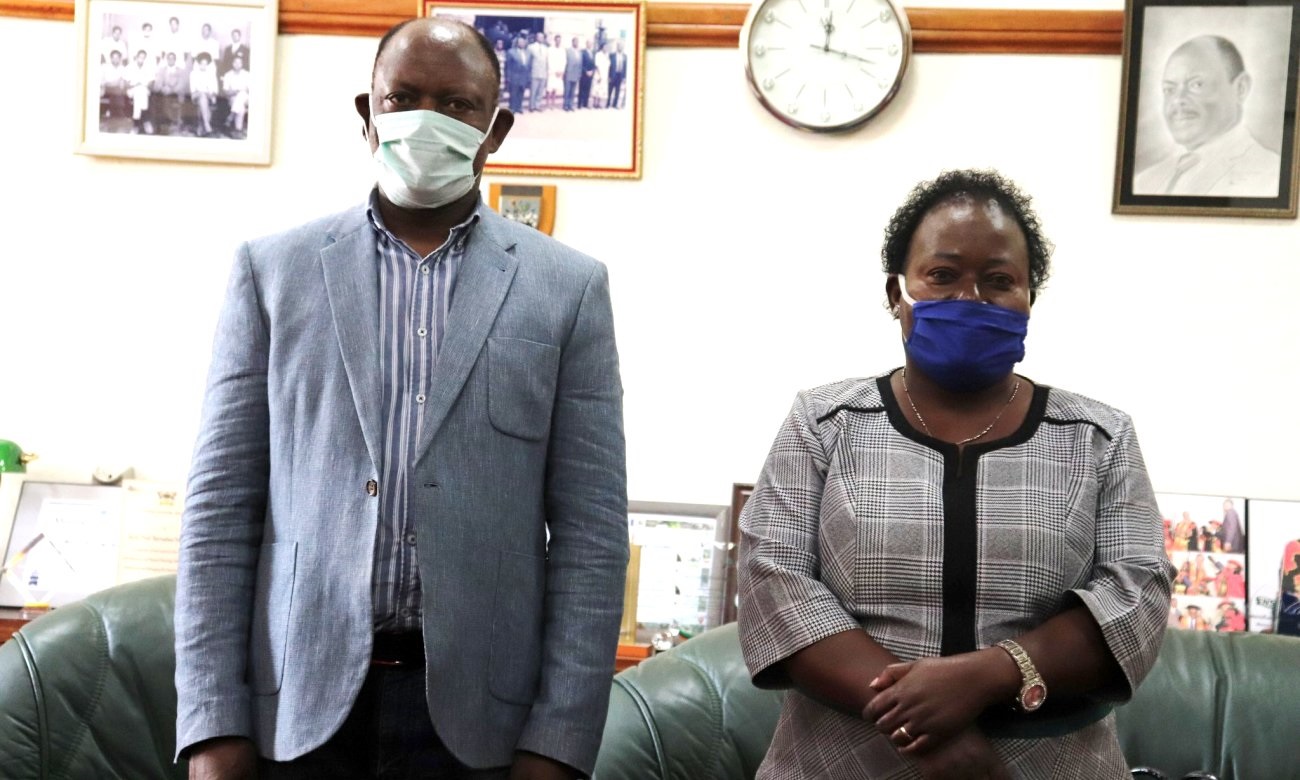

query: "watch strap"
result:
(996, 638), (1047, 712)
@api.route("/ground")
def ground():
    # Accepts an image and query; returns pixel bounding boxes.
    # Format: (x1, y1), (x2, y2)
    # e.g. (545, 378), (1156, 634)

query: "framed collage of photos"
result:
(422, 0), (646, 178)
(1113, 0), (1300, 217)
(73, 0), (278, 164)
(1158, 492), (1300, 635)
(624, 501), (734, 645)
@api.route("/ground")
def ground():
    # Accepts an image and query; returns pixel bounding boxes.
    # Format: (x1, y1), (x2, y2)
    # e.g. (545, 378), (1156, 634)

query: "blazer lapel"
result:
(415, 210), (519, 457)
(320, 209), (384, 471)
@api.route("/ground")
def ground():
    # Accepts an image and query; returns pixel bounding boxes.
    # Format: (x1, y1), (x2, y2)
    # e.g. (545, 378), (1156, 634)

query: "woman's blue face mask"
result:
(896, 275), (1029, 393)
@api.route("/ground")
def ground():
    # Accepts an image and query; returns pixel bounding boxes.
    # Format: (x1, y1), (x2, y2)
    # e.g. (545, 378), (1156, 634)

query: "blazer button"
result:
(366, 480), (378, 497)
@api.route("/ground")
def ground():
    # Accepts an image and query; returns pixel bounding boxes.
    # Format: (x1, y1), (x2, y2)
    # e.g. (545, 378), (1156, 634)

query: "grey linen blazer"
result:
(174, 200), (628, 774)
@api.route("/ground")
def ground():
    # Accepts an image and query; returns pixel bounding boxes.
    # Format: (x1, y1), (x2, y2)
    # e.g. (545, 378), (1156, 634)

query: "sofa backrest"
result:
(0, 575), (185, 780)
(594, 623), (1300, 780)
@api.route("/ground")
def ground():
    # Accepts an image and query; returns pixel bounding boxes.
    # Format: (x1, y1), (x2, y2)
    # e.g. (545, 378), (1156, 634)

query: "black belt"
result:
(371, 631), (425, 668)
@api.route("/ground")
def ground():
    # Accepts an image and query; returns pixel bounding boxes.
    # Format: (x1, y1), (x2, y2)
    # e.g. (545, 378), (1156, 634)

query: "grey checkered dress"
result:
(738, 372), (1174, 779)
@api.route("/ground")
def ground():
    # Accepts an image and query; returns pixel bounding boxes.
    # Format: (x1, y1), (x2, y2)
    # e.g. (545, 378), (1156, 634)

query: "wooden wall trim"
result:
(0, 0), (1123, 54)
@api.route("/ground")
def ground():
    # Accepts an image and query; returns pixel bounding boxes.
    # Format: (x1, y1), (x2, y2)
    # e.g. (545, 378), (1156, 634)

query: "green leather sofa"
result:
(592, 622), (1300, 780)
(0, 575), (185, 780)
(2, 575), (1296, 780)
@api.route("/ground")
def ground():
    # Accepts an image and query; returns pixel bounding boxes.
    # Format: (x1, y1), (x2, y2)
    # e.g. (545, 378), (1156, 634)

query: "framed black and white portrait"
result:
(74, 0), (278, 164)
(1113, 0), (1300, 217)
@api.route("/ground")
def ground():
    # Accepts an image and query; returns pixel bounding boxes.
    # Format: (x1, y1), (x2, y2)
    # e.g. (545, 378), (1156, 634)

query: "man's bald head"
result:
(372, 17), (500, 88)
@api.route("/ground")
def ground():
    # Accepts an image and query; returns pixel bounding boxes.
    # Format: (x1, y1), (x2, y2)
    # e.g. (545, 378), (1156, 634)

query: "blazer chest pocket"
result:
(488, 337), (559, 441)
(249, 541), (297, 695)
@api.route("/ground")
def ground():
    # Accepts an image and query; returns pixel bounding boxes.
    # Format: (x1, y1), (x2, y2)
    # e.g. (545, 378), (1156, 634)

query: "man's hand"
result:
(508, 751), (581, 780)
(188, 736), (257, 780)
(913, 726), (1010, 780)
(864, 649), (1018, 754)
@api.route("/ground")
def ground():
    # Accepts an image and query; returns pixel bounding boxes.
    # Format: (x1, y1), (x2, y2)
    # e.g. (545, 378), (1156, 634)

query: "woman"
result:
(593, 42), (610, 108)
(738, 170), (1173, 779)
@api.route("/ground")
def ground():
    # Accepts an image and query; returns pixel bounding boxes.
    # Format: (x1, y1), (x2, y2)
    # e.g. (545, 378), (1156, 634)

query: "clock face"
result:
(742, 0), (911, 132)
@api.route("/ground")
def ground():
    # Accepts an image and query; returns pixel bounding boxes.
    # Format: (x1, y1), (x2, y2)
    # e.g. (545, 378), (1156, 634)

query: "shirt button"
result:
(400, 607), (412, 617)
(405, 533), (416, 545)
(417, 327), (427, 337)
(416, 394), (426, 404)
(365, 480), (378, 497)
(420, 265), (430, 275)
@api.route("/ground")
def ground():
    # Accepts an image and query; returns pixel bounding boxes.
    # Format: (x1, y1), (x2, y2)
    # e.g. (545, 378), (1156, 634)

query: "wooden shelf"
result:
(0, 2), (1123, 54)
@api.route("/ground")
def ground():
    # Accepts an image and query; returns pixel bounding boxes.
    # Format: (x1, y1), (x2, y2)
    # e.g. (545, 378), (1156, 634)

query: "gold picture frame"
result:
(488, 182), (557, 234)
(421, 0), (646, 178)
(1112, 0), (1300, 217)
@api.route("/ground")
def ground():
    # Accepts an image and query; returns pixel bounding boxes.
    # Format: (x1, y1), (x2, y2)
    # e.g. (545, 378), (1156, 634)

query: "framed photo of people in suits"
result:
(1113, 0), (1300, 217)
(73, 0), (278, 164)
(422, 0), (646, 179)
(488, 182), (557, 234)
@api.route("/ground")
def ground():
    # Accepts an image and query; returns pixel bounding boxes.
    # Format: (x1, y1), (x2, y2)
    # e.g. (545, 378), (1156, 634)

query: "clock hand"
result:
(809, 43), (877, 64)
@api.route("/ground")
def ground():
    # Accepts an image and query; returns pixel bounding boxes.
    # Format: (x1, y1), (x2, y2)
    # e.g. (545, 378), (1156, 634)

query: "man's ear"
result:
(354, 92), (371, 138)
(1234, 72), (1252, 103)
(484, 108), (514, 154)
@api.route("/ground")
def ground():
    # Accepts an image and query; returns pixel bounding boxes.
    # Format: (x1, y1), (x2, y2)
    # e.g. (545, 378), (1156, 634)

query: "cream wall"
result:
(0, 10), (1297, 513)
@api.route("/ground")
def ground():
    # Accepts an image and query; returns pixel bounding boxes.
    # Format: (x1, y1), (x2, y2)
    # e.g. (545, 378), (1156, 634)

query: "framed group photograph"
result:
(1113, 0), (1300, 217)
(73, 0), (278, 165)
(422, 0), (646, 178)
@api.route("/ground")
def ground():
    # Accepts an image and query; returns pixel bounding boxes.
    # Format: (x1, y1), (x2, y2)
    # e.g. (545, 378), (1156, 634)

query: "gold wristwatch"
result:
(996, 639), (1047, 712)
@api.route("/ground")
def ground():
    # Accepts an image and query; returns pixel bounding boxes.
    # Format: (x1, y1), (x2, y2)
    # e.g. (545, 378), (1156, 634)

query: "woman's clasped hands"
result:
(863, 652), (1018, 779)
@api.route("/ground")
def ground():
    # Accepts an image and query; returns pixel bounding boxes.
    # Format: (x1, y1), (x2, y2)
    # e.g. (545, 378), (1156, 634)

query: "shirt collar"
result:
(365, 187), (483, 257)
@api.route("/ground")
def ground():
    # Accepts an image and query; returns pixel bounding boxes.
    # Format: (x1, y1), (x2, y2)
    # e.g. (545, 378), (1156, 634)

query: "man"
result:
(606, 40), (627, 109)
(190, 51), (218, 136)
(526, 31), (549, 112)
(100, 24), (129, 64)
(220, 27), (249, 78)
(563, 37), (583, 112)
(160, 15), (188, 69)
(505, 35), (530, 113)
(153, 51), (188, 135)
(174, 17), (627, 780)
(1133, 35), (1282, 197)
(578, 39), (596, 109)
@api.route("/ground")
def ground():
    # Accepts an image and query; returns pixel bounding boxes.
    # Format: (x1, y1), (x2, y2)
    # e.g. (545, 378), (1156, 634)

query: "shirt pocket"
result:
(487, 337), (560, 442)
(248, 541), (298, 695)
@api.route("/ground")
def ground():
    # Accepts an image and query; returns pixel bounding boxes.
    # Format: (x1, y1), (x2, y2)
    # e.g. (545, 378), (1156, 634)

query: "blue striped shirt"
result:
(367, 192), (480, 632)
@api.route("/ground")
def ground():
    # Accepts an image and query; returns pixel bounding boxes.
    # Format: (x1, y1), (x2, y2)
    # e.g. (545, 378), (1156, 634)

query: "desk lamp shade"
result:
(0, 440), (35, 473)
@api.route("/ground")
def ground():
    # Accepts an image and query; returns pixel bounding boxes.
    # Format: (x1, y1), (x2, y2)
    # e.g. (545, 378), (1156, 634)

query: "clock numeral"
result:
(763, 77), (775, 90)
(787, 103), (800, 115)
(879, 9), (893, 22)
(888, 44), (900, 56)
(755, 43), (766, 56)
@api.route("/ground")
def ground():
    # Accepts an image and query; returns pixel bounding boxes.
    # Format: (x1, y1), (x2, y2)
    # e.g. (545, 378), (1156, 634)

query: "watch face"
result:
(1021, 683), (1047, 711)
(742, 0), (911, 132)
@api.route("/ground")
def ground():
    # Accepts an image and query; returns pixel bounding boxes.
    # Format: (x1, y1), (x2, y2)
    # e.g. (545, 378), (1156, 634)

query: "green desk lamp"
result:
(0, 440), (36, 475)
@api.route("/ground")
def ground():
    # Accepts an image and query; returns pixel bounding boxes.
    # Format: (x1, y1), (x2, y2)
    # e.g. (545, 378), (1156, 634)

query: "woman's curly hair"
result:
(881, 169), (1053, 298)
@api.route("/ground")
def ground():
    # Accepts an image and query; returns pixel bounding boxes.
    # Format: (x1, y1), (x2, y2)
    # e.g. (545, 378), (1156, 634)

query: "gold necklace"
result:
(901, 368), (1021, 446)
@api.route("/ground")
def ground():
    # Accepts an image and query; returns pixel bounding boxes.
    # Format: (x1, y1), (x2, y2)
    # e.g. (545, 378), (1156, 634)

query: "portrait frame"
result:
(73, 0), (279, 165)
(1113, 0), (1300, 217)
(488, 182), (557, 233)
(421, 0), (647, 179)
(624, 500), (734, 644)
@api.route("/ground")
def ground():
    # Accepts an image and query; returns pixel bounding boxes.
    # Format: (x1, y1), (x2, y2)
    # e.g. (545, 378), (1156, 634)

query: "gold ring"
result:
(893, 725), (913, 742)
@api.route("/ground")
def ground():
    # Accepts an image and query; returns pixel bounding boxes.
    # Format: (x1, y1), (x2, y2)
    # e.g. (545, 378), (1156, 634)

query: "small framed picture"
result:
(1113, 0), (1300, 217)
(488, 182), (557, 233)
(624, 501), (735, 645)
(74, 0), (278, 165)
(422, 0), (646, 179)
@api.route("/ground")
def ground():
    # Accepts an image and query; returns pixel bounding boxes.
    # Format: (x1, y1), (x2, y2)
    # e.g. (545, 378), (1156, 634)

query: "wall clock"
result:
(741, 0), (912, 133)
